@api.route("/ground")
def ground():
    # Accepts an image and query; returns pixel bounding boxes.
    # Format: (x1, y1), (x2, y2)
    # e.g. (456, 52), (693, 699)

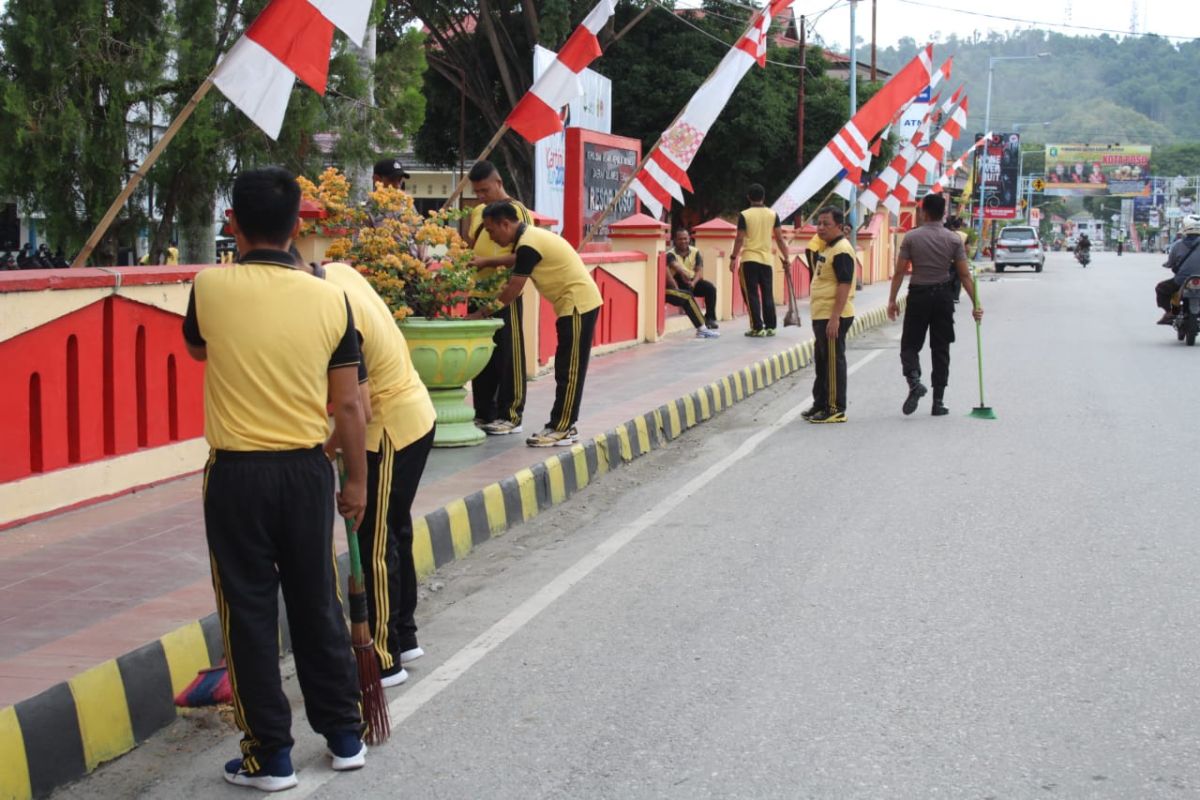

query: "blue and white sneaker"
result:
(695, 326), (720, 339)
(327, 731), (367, 771)
(223, 750), (298, 792)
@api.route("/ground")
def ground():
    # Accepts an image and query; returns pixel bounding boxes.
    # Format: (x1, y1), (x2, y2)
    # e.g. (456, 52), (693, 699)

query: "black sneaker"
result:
(801, 405), (820, 420)
(224, 750), (298, 792)
(902, 381), (927, 415)
(807, 408), (847, 424)
(931, 402), (949, 417)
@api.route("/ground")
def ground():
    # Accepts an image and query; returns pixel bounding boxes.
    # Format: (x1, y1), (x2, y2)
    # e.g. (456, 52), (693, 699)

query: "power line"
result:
(895, 0), (1199, 42)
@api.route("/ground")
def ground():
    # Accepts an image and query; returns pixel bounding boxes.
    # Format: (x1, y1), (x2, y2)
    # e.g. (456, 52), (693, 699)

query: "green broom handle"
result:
(972, 266), (986, 406)
(336, 455), (367, 588)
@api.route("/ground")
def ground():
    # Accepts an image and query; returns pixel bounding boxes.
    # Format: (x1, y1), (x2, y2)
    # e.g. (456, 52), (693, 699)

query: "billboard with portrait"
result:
(1043, 144), (1152, 196)
(975, 132), (1020, 220)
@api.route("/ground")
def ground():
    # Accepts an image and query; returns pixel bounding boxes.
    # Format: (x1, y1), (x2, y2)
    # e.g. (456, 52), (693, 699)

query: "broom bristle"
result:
(354, 640), (391, 745)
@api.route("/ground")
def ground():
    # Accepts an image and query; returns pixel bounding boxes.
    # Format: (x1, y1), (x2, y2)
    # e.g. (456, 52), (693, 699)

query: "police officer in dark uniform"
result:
(887, 194), (984, 416)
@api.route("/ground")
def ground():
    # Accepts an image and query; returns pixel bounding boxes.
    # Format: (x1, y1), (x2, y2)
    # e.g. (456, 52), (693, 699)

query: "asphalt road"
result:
(60, 250), (1200, 799)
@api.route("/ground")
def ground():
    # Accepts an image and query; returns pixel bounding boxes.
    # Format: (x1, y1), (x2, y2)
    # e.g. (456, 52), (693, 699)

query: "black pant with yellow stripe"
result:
(742, 261), (776, 331)
(203, 447), (362, 767)
(665, 286), (708, 328)
(549, 307), (599, 432)
(472, 296), (526, 424)
(361, 426), (435, 669)
(811, 316), (854, 412)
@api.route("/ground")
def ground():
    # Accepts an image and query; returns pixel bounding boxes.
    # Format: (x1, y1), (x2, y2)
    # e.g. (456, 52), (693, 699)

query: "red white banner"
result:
(505, 0), (617, 143)
(212, 0), (371, 140)
(630, 0), (795, 216)
(771, 46), (937, 222)
(930, 133), (990, 194)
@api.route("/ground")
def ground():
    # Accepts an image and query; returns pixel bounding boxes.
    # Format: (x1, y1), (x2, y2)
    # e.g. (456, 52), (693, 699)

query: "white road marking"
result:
(293, 348), (886, 795)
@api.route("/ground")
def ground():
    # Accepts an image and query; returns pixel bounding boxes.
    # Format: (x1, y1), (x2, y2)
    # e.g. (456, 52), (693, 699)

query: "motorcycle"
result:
(1172, 276), (1200, 347)
(1075, 248), (1091, 268)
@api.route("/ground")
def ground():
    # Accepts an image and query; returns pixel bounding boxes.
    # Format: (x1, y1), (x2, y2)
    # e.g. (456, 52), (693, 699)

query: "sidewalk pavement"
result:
(0, 283), (900, 800)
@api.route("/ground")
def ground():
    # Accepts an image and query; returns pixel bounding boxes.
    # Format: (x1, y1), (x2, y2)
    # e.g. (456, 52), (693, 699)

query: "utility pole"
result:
(797, 14), (806, 166)
(870, 0), (877, 82)
(848, 0), (859, 245)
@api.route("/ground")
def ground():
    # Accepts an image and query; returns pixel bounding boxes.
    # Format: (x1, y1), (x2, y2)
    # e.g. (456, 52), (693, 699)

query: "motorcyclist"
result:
(1156, 214), (1200, 324)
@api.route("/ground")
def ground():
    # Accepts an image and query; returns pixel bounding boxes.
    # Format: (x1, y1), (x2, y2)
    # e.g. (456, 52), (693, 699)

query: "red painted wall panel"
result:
(0, 296), (205, 483)
(536, 267), (640, 366)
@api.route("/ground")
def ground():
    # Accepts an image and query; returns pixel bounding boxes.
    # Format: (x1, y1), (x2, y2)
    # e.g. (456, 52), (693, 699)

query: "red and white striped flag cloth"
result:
(855, 60), (953, 211)
(212, 0), (370, 140)
(889, 94), (968, 211)
(930, 132), (991, 193)
(505, 0), (617, 143)
(772, 46), (937, 222)
(630, 0), (795, 216)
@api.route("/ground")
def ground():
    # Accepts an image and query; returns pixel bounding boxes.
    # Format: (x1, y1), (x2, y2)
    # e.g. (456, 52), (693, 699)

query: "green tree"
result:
(0, 0), (168, 262)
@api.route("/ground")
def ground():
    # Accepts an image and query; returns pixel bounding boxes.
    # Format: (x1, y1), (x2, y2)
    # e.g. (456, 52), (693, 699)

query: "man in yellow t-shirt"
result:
(665, 228), (719, 334)
(476, 202), (603, 448)
(182, 167), (367, 789)
(313, 260), (436, 688)
(465, 161), (534, 436)
(729, 183), (791, 337)
(803, 205), (857, 424)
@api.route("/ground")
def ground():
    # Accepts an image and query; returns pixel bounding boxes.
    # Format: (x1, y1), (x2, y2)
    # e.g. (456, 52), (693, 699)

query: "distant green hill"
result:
(871, 30), (1199, 156)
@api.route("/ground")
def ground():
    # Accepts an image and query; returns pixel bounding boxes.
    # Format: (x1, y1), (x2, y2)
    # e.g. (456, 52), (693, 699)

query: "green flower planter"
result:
(400, 317), (503, 447)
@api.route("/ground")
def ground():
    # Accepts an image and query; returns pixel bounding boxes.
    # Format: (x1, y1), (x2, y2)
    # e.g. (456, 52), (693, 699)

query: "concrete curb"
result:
(1, 301), (899, 800)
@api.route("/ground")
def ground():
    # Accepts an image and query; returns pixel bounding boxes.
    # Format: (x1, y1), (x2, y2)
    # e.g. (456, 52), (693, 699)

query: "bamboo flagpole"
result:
(71, 77), (216, 268)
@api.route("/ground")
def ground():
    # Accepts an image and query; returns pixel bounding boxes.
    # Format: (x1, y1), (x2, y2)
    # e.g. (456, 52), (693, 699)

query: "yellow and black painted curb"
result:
(0, 301), (898, 800)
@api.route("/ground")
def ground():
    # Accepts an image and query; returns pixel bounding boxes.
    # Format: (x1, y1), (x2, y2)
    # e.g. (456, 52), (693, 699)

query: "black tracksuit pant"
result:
(472, 296), (527, 424)
(203, 447), (361, 768)
(361, 426), (435, 670)
(812, 317), (854, 412)
(742, 261), (776, 330)
(549, 307), (599, 432)
(901, 282), (957, 389)
(692, 278), (718, 324)
(665, 286), (707, 328)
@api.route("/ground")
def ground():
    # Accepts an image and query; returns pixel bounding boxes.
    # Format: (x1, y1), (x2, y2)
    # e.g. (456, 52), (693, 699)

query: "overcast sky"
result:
(799, 0), (1200, 50)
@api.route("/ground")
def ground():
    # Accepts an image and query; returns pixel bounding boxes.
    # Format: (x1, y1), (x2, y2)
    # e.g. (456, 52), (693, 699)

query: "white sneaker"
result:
(695, 326), (720, 339)
(400, 646), (425, 664)
(327, 742), (367, 772)
(482, 420), (523, 435)
(380, 666), (408, 688)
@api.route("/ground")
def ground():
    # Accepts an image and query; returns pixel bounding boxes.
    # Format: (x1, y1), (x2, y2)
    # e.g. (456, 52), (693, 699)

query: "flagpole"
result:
(72, 77), (217, 268)
(578, 4), (774, 250)
(441, 123), (510, 211)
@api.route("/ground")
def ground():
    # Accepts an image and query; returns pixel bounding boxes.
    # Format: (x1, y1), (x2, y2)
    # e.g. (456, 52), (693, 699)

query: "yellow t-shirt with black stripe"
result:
(322, 262), (436, 452)
(470, 199), (534, 281)
(512, 225), (603, 318)
(738, 206), (780, 265)
(810, 236), (857, 320)
(667, 245), (701, 280)
(184, 252), (359, 451)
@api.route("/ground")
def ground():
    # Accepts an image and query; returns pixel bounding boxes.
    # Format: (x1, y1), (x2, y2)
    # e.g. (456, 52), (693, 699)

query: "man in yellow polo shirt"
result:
(465, 160), (534, 436)
(182, 167), (368, 790)
(804, 205), (857, 424)
(312, 260), (437, 689)
(666, 228), (719, 333)
(729, 183), (791, 337)
(475, 201), (603, 447)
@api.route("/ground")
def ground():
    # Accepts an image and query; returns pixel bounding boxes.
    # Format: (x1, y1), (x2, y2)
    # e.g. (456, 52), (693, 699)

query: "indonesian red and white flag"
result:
(771, 45), (936, 222)
(630, 0), (795, 216)
(889, 94), (968, 212)
(212, 0), (371, 140)
(505, 0), (617, 143)
(855, 60), (954, 211)
(930, 132), (990, 193)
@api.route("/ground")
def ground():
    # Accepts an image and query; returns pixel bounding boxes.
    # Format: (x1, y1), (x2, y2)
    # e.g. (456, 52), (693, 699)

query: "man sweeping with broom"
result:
(183, 167), (369, 791)
(887, 193), (984, 416)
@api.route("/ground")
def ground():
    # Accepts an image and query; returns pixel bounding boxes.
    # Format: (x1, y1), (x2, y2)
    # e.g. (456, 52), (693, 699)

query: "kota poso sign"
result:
(1044, 144), (1153, 197)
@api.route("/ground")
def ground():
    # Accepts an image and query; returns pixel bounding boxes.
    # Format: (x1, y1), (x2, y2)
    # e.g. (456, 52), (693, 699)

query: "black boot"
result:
(931, 387), (949, 416)
(903, 375), (927, 416)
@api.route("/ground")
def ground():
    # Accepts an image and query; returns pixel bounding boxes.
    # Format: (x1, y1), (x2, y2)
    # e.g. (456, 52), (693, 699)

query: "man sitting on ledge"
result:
(665, 228), (719, 338)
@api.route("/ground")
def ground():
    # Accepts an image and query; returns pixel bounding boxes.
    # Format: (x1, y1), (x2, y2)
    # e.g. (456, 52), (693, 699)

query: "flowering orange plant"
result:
(313, 172), (503, 321)
(297, 167), (354, 235)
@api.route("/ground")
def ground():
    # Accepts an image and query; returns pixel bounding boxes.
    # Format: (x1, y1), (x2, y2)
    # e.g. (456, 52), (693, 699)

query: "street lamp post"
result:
(975, 53), (1050, 257)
